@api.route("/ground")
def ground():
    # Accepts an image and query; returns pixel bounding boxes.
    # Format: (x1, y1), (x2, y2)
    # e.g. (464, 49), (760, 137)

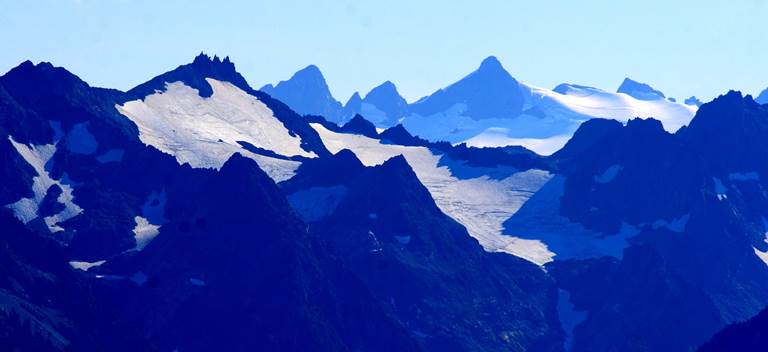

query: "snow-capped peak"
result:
(617, 77), (666, 100)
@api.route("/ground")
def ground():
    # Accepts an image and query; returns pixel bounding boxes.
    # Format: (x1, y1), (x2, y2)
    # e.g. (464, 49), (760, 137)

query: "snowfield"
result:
(117, 78), (309, 180)
(311, 123), (556, 263)
(402, 81), (696, 155)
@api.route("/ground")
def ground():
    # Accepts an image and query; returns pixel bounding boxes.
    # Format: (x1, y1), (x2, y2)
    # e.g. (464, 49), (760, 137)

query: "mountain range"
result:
(260, 56), (699, 155)
(2, 53), (768, 351)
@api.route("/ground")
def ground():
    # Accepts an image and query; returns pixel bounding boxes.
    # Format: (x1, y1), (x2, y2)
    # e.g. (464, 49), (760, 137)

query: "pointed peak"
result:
(380, 154), (414, 174)
(129, 52), (249, 98)
(340, 114), (378, 138)
(617, 77), (665, 100)
(479, 55), (503, 70)
(193, 52), (212, 64)
(345, 91), (362, 105)
(2, 59), (86, 89)
(379, 80), (396, 89)
(366, 80), (402, 99)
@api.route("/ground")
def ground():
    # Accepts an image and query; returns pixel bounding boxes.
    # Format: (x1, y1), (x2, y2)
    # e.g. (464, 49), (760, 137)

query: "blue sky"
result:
(2, 0), (767, 103)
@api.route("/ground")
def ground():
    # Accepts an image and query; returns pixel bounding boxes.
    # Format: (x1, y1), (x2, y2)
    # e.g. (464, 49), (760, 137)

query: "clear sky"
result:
(2, 0), (767, 103)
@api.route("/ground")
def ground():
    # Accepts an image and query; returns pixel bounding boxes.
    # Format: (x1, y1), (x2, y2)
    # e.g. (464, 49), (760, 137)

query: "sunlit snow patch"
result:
(753, 217), (768, 267)
(132, 190), (168, 251)
(116, 78), (309, 181)
(5, 136), (83, 232)
(69, 260), (106, 271)
(133, 216), (160, 251)
(464, 128), (571, 156)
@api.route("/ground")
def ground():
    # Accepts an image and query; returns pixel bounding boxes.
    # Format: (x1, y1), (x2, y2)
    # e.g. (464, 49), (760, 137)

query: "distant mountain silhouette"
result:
(617, 77), (666, 100)
(260, 65), (344, 123)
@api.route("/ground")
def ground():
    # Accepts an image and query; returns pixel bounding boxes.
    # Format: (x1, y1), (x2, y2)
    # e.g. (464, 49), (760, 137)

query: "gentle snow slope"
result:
(403, 81), (696, 155)
(117, 78), (307, 180)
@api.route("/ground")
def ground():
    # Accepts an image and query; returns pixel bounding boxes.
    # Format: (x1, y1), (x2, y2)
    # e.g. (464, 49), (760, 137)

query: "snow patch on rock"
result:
(5, 136), (82, 232)
(117, 79), (314, 179)
(68, 260), (106, 271)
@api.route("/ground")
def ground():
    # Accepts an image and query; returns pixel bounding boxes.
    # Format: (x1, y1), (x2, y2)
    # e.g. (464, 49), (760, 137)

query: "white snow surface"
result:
(311, 123), (555, 264)
(69, 260), (106, 271)
(116, 78), (311, 180)
(401, 81), (696, 155)
(133, 216), (160, 251)
(754, 218), (768, 267)
(519, 82), (697, 133)
(5, 136), (83, 232)
(464, 129), (571, 156)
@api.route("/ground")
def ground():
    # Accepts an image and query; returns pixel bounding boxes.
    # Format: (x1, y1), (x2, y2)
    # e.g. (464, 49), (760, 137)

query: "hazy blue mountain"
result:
(756, 87), (768, 104)
(342, 80), (409, 127)
(260, 64), (344, 123)
(616, 77), (666, 100)
(409, 55), (525, 119)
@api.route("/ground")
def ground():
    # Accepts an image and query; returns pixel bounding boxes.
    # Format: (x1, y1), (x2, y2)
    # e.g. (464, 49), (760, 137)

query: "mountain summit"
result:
(617, 77), (666, 100)
(344, 80), (409, 126)
(260, 65), (344, 122)
(409, 55), (525, 119)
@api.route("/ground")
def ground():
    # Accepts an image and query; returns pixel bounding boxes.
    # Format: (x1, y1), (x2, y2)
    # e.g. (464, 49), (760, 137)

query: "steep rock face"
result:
(92, 154), (418, 352)
(552, 118), (706, 234)
(260, 64), (344, 123)
(0, 210), (146, 351)
(680, 91), (768, 175)
(543, 92), (768, 351)
(283, 152), (563, 352)
(699, 304), (768, 351)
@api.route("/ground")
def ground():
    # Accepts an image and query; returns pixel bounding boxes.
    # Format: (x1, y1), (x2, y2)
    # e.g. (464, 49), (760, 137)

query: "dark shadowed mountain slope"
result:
(282, 151), (564, 352)
(542, 92), (768, 351)
(699, 304), (768, 352)
(0, 60), (420, 351)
